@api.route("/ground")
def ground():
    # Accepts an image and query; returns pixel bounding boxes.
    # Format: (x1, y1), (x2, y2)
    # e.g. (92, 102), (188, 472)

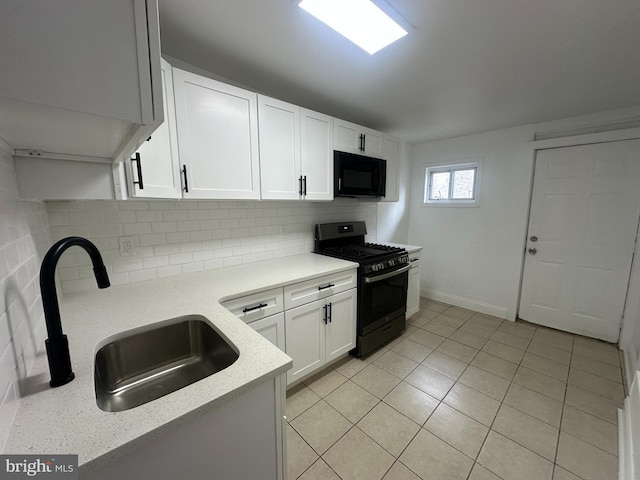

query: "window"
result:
(424, 161), (481, 206)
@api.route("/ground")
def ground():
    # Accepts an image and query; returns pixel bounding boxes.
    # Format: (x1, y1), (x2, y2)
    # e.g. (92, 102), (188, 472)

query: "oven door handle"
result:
(364, 264), (411, 283)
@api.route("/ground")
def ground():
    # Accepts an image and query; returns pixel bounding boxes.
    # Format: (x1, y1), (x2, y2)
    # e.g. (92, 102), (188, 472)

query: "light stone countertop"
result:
(3, 253), (358, 474)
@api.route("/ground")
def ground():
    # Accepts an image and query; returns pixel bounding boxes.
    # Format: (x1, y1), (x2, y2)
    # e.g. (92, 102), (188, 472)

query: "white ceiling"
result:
(158, 0), (640, 144)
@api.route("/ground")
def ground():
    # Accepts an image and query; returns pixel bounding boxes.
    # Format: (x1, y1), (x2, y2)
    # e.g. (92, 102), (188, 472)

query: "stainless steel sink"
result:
(94, 315), (239, 412)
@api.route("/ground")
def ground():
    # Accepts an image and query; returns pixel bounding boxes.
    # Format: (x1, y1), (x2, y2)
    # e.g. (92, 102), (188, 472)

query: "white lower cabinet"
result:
(325, 289), (358, 362)
(285, 288), (356, 385)
(221, 268), (358, 387)
(88, 377), (286, 480)
(407, 251), (421, 318)
(251, 313), (285, 352)
(284, 300), (325, 383)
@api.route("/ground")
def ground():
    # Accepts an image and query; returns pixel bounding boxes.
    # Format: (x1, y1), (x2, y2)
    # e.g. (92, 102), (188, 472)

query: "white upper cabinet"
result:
(381, 135), (401, 202)
(334, 119), (383, 158)
(300, 109), (334, 200)
(258, 96), (333, 201)
(258, 96), (302, 200)
(0, 0), (162, 162)
(173, 68), (260, 200)
(127, 59), (182, 199)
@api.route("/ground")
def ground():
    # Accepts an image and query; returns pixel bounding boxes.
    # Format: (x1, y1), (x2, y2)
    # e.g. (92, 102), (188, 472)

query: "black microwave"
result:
(334, 151), (386, 198)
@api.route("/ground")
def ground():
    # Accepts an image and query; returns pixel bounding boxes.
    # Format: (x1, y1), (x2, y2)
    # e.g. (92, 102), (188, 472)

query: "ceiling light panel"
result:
(299, 0), (408, 55)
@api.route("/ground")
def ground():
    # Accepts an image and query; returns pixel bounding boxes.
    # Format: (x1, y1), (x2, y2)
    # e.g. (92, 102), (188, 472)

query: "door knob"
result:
(528, 248), (537, 255)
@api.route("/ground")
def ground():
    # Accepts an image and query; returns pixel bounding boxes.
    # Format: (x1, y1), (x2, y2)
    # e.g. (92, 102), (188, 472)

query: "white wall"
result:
(620, 244), (640, 381)
(47, 199), (378, 294)
(0, 145), (51, 450)
(405, 107), (640, 384)
(377, 141), (412, 244)
(408, 126), (535, 319)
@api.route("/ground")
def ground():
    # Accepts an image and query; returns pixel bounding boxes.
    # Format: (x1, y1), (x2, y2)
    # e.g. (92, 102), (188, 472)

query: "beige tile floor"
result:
(286, 299), (625, 480)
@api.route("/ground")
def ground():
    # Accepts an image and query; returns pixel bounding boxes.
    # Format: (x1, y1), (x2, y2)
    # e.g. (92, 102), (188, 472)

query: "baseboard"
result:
(618, 371), (640, 480)
(421, 288), (508, 320)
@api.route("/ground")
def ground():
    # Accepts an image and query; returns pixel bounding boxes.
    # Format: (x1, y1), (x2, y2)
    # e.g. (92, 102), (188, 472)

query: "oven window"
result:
(360, 271), (408, 333)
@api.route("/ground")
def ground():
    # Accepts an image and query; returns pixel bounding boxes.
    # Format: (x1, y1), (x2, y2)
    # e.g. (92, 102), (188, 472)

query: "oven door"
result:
(359, 264), (409, 336)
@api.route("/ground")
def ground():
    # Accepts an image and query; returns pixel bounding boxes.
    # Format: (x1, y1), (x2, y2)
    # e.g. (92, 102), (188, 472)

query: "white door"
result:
(519, 140), (640, 342)
(173, 68), (260, 200)
(285, 300), (325, 384)
(300, 109), (334, 200)
(258, 95), (301, 200)
(325, 289), (357, 362)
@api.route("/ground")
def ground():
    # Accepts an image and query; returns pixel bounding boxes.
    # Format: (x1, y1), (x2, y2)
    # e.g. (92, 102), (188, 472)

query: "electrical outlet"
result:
(280, 226), (288, 240)
(118, 236), (135, 257)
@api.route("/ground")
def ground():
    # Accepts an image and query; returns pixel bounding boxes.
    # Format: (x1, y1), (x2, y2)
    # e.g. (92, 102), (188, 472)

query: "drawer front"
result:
(222, 287), (284, 323)
(409, 252), (421, 268)
(284, 269), (357, 310)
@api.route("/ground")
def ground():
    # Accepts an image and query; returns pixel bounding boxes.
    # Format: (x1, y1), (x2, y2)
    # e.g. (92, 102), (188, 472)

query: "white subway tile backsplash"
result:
(143, 256), (169, 269)
(123, 222), (152, 235)
(44, 198), (377, 294)
(136, 210), (164, 222)
(129, 268), (158, 284)
(139, 233), (167, 246)
(181, 262), (204, 274)
(157, 265), (182, 278)
(0, 150), (52, 450)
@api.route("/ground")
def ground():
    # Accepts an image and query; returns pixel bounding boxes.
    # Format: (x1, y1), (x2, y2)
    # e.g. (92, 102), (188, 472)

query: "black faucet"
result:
(40, 237), (110, 387)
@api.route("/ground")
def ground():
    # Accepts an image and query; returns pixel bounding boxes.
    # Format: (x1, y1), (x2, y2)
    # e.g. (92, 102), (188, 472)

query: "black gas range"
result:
(315, 221), (409, 357)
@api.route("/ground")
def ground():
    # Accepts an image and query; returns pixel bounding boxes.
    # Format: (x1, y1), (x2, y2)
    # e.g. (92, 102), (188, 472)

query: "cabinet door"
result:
(128, 59), (182, 199)
(380, 135), (400, 202)
(285, 300), (325, 385)
(300, 109), (333, 200)
(173, 68), (260, 199)
(360, 127), (383, 158)
(334, 119), (383, 158)
(258, 96), (301, 200)
(250, 313), (286, 353)
(334, 119), (361, 154)
(0, 0), (162, 162)
(325, 289), (357, 362)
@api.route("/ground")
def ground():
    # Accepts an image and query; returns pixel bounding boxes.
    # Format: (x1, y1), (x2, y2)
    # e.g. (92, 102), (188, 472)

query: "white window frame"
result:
(423, 159), (482, 207)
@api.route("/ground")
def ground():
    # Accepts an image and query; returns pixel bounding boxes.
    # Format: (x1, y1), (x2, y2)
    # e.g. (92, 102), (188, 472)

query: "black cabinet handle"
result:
(242, 303), (268, 313)
(323, 304), (327, 325)
(359, 134), (365, 151)
(328, 302), (332, 323)
(131, 153), (144, 190)
(182, 165), (189, 193)
(411, 258), (419, 262)
(318, 283), (335, 291)
(299, 175), (303, 196)
(303, 176), (307, 196)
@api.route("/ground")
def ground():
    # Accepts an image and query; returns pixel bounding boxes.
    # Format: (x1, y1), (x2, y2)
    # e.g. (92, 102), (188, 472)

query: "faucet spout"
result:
(40, 236), (110, 387)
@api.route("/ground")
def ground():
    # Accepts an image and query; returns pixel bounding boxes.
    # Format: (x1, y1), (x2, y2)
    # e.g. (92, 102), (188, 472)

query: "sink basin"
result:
(94, 315), (239, 412)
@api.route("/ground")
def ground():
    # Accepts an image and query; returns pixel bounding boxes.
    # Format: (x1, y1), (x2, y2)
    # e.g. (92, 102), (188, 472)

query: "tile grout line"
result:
(288, 303), (622, 479)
